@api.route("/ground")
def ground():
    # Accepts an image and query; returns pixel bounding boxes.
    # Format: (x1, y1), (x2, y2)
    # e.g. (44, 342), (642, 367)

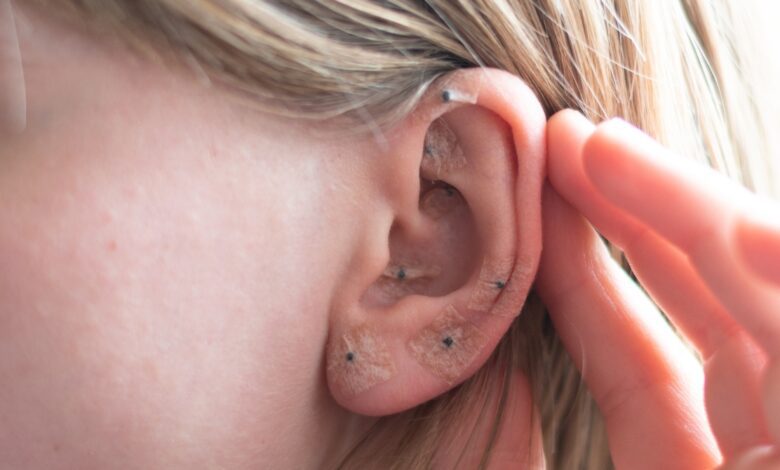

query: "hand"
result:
(535, 110), (780, 469)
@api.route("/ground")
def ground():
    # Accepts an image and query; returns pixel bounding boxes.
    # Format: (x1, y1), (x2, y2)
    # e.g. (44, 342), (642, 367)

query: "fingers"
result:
(765, 361), (780, 445)
(703, 333), (771, 456)
(719, 445), (780, 470)
(581, 118), (748, 253)
(547, 110), (739, 358)
(536, 185), (720, 469)
(548, 107), (780, 455)
(581, 119), (780, 356)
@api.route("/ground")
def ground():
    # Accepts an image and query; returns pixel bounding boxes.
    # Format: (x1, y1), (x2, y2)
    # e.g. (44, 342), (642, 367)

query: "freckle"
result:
(106, 240), (117, 252)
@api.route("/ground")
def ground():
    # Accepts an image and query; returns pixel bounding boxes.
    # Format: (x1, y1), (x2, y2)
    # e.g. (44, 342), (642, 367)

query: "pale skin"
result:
(1, 3), (780, 469)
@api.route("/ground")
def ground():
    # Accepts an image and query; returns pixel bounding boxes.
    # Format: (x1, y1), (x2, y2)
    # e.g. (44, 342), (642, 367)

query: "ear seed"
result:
(327, 324), (396, 397)
(408, 305), (487, 384)
(382, 262), (441, 281)
(468, 257), (515, 314)
(441, 88), (477, 105)
(422, 119), (467, 178)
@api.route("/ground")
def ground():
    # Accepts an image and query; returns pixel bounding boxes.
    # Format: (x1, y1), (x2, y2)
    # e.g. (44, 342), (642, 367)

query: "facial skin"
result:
(0, 5), (381, 468)
(1, 2), (551, 467)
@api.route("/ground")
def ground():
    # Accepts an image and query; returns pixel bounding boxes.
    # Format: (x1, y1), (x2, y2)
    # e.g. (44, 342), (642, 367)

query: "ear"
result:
(326, 68), (546, 416)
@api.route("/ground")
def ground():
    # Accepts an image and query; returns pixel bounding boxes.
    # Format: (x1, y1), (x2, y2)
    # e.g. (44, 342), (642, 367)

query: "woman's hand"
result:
(535, 110), (780, 469)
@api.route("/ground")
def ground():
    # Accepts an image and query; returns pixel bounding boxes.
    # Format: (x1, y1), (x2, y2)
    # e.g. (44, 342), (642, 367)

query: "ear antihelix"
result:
(326, 324), (397, 397)
(468, 257), (515, 315)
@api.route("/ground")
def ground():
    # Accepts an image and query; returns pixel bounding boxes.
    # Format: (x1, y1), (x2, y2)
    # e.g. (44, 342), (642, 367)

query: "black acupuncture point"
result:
(495, 280), (506, 289)
(442, 336), (454, 348)
(397, 268), (406, 280)
(346, 351), (355, 362)
(441, 90), (452, 102)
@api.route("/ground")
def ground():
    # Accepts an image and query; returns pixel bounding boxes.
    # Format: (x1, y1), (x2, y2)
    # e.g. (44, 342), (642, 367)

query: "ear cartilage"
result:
(420, 185), (459, 220)
(408, 305), (487, 384)
(440, 88), (477, 105)
(421, 119), (467, 178)
(382, 263), (441, 282)
(468, 258), (515, 314)
(326, 324), (396, 396)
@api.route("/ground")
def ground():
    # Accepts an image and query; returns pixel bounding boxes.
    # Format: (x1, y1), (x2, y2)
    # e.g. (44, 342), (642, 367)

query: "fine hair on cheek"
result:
(327, 324), (397, 396)
(407, 305), (487, 384)
(468, 257), (515, 314)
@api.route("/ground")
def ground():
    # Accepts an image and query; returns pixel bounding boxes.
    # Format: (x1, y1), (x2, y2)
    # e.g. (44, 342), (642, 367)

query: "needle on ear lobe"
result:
(327, 324), (396, 396)
(408, 305), (486, 384)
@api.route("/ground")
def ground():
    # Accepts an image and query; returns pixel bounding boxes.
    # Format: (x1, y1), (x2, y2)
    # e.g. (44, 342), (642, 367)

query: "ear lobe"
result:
(326, 68), (547, 416)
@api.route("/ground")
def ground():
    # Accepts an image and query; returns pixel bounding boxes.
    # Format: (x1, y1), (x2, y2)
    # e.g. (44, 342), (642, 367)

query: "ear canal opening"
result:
(359, 118), (483, 308)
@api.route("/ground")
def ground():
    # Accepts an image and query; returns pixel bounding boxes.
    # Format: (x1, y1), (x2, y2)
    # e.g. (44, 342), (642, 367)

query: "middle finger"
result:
(546, 110), (771, 455)
(581, 118), (780, 357)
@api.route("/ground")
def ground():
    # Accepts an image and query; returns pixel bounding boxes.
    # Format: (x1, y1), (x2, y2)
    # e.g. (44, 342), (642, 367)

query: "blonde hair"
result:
(37, 0), (778, 467)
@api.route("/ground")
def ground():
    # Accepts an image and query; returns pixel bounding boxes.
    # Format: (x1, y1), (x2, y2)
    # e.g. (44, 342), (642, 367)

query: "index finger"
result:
(536, 184), (720, 469)
(582, 119), (780, 355)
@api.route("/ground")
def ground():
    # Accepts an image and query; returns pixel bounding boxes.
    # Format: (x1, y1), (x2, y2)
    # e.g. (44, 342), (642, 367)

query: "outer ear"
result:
(326, 68), (546, 415)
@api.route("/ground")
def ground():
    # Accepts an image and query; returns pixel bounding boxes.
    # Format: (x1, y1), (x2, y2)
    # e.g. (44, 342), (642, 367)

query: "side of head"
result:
(1, 1), (771, 469)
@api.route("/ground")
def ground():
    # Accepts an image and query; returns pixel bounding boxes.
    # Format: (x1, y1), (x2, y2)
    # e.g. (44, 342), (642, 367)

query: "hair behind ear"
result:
(334, 293), (611, 470)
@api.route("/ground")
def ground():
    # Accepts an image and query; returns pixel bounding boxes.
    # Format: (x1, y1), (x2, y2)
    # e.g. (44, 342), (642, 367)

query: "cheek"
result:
(0, 123), (334, 463)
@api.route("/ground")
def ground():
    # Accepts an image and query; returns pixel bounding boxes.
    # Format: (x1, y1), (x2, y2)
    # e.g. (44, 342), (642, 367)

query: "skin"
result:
(2, 2), (780, 469)
(1, 4), (541, 469)
(0, 4), (378, 469)
(539, 111), (780, 468)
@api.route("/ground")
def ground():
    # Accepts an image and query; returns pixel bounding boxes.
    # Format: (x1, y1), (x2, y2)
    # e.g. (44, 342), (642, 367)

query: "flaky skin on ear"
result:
(324, 68), (547, 416)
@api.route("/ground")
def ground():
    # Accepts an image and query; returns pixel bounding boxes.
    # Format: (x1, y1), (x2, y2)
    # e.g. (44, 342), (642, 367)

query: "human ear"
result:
(326, 68), (546, 416)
